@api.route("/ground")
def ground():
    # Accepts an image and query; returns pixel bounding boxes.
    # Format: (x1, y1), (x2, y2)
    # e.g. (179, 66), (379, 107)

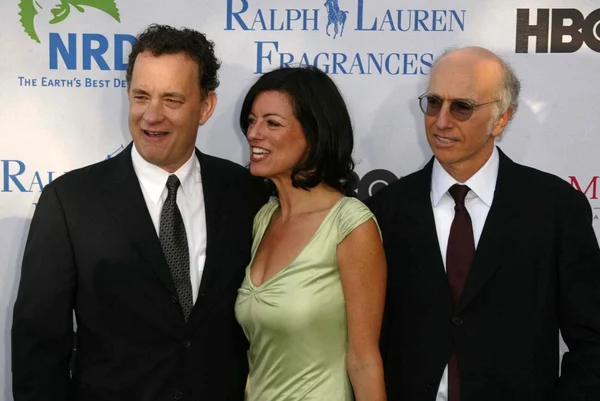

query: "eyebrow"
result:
(130, 88), (186, 100)
(131, 88), (149, 96)
(249, 111), (285, 119)
(162, 92), (186, 100)
(427, 93), (476, 103)
(265, 112), (285, 118)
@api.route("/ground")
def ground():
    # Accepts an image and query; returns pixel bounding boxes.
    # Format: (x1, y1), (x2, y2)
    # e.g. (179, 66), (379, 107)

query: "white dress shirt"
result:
(430, 146), (499, 401)
(131, 145), (207, 304)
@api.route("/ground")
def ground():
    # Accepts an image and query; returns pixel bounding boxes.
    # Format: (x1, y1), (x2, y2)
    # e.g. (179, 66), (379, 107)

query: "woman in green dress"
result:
(234, 66), (387, 401)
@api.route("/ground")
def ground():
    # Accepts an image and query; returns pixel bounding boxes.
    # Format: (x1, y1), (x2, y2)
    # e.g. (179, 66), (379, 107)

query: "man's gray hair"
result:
(496, 60), (521, 122)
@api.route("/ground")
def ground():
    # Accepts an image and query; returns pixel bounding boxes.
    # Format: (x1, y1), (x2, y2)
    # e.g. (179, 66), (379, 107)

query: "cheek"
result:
(271, 146), (302, 170)
(297, 140), (308, 157)
(466, 121), (492, 142)
(292, 134), (308, 154)
(128, 105), (145, 121)
(424, 118), (436, 132)
(288, 146), (307, 166)
(171, 109), (201, 129)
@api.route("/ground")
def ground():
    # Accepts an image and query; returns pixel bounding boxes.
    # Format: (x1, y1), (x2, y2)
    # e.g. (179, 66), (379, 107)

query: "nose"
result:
(142, 99), (165, 125)
(246, 121), (264, 142)
(434, 102), (453, 130)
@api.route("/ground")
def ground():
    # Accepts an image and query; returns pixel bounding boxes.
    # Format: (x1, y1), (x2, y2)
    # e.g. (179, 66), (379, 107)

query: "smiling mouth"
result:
(251, 146), (270, 160)
(143, 130), (168, 137)
(435, 135), (458, 144)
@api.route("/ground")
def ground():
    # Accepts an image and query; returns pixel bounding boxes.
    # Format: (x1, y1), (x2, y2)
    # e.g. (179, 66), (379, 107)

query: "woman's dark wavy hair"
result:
(239, 66), (356, 196)
(126, 24), (221, 99)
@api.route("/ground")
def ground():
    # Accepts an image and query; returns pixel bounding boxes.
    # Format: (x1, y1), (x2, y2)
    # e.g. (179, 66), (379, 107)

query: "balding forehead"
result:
(438, 46), (502, 64)
(427, 53), (502, 99)
(434, 49), (502, 73)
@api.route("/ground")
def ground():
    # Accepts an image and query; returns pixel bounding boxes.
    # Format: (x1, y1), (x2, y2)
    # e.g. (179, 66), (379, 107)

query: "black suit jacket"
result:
(367, 148), (600, 401)
(12, 143), (269, 401)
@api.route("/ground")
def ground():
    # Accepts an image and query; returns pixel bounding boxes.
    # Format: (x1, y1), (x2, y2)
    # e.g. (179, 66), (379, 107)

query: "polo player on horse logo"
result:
(324, 0), (348, 39)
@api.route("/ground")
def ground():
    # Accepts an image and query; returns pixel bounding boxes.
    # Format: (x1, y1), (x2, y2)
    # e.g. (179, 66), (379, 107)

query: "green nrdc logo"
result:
(19, 0), (121, 43)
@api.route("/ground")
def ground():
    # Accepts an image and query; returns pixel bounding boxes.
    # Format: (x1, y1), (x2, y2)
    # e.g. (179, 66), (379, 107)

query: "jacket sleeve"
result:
(12, 184), (76, 401)
(553, 189), (600, 400)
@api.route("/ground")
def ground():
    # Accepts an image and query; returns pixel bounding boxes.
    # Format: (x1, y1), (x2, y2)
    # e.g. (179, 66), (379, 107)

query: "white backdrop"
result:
(1, 0), (599, 398)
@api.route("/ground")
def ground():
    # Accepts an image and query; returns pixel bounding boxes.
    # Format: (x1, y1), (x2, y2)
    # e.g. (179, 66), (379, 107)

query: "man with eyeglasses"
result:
(367, 46), (600, 401)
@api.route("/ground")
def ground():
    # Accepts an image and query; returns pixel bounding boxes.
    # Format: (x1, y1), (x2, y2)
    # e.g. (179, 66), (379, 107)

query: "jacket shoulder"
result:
(201, 153), (248, 177)
(201, 152), (270, 201)
(509, 161), (580, 198)
(44, 155), (119, 193)
(366, 167), (427, 208)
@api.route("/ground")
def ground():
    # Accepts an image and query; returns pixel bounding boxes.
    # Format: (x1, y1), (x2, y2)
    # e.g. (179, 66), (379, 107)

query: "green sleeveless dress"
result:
(235, 197), (377, 401)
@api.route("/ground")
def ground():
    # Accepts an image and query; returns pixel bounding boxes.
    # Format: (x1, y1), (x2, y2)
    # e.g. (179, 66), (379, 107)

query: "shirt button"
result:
(183, 340), (191, 348)
(173, 390), (183, 400)
(452, 317), (463, 326)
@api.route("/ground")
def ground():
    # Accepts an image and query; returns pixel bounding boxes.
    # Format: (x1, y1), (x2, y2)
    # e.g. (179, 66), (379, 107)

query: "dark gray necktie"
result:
(159, 175), (193, 323)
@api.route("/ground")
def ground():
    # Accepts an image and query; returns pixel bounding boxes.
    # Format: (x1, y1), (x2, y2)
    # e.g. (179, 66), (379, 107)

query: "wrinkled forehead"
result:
(427, 56), (500, 101)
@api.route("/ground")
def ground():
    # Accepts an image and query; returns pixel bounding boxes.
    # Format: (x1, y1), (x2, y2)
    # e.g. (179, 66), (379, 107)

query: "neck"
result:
(271, 178), (343, 220)
(442, 164), (478, 183)
(156, 149), (196, 174)
(442, 142), (495, 183)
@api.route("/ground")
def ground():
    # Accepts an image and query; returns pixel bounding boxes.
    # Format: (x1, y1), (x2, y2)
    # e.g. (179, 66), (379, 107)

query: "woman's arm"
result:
(338, 218), (387, 401)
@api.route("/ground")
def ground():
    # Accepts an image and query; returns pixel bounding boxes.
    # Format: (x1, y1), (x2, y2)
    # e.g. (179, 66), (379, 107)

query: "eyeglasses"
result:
(418, 93), (499, 122)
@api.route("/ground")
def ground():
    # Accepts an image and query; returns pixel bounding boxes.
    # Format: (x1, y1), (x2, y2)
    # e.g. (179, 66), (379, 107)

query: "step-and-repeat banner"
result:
(1, 0), (599, 398)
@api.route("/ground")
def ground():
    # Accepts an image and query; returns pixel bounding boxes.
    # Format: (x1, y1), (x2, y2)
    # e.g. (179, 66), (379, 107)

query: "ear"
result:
(198, 91), (217, 126)
(491, 106), (513, 138)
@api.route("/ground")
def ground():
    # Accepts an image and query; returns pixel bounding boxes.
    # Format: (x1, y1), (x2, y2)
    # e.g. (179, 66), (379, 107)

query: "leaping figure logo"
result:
(324, 0), (348, 39)
(18, 0), (121, 43)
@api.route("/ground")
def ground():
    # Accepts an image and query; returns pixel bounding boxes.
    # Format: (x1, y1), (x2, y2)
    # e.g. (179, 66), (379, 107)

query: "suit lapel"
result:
(196, 150), (233, 295)
(408, 160), (451, 295)
(99, 143), (176, 295)
(457, 148), (520, 313)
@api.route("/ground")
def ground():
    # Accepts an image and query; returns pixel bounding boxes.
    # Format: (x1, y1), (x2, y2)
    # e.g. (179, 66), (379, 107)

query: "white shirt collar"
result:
(431, 146), (499, 207)
(131, 145), (200, 204)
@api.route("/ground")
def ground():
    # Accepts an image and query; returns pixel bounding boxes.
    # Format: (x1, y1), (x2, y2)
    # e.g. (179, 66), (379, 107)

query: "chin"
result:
(143, 155), (166, 167)
(139, 146), (172, 164)
(249, 165), (268, 178)
(434, 156), (462, 168)
(432, 146), (459, 160)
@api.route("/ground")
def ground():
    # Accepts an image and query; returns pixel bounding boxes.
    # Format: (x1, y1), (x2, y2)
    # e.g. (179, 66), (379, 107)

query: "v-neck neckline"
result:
(247, 197), (347, 290)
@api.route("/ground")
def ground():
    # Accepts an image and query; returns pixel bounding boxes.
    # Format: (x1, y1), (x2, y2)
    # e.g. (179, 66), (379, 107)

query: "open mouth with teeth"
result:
(251, 146), (270, 161)
(143, 130), (168, 137)
(434, 135), (458, 144)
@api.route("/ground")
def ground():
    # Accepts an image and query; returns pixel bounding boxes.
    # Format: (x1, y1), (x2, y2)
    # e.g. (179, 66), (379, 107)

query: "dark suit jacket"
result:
(367, 148), (600, 401)
(12, 143), (269, 401)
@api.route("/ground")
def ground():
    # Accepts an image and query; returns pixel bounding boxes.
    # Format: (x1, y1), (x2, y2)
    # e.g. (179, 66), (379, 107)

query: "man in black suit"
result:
(367, 46), (600, 401)
(12, 24), (268, 401)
